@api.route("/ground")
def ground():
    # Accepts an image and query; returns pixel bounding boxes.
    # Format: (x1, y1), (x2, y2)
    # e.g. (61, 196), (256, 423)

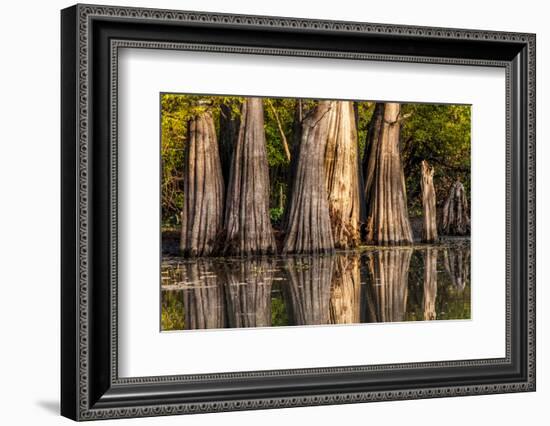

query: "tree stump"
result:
(283, 101), (335, 254)
(363, 103), (413, 245)
(442, 180), (470, 235)
(329, 254), (361, 324)
(224, 98), (276, 256)
(180, 112), (225, 257)
(222, 259), (274, 328)
(420, 160), (438, 242)
(324, 101), (361, 249)
(423, 248), (438, 320)
(365, 248), (412, 322)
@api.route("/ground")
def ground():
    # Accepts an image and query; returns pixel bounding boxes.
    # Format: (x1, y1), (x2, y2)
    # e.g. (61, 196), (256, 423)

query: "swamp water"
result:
(161, 241), (470, 331)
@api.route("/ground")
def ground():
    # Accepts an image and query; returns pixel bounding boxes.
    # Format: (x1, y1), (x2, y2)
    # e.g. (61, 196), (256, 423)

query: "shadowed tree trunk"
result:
(423, 248), (438, 321)
(182, 260), (226, 329)
(224, 98), (276, 256)
(222, 259), (274, 328)
(444, 246), (470, 292)
(285, 256), (334, 325)
(442, 180), (470, 235)
(218, 102), (239, 186)
(329, 254), (361, 324)
(363, 103), (413, 245)
(180, 112), (224, 257)
(365, 248), (412, 322)
(421, 160), (438, 242)
(324, 101), (361, 249)
(283, 101), (335, 254)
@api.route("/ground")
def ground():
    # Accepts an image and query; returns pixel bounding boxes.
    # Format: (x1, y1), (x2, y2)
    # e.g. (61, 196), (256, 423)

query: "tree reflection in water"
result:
(284, 256), (334, 326)
(222, 259), (274, 328)
(182, 260), (225, 330)
(444, 246), (470, 292)
(364, 249), (413, 323)
(423, 248), (438, 321)
(161, 242), (471, 331)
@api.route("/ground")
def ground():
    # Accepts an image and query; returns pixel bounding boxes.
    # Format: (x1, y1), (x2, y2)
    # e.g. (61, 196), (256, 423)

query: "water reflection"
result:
(161, 243), (471, 331)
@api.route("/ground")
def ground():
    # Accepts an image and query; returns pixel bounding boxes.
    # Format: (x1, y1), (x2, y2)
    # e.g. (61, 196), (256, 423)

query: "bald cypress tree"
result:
(324, 101), (361, 249)
(283, 101), (334, 254)
(179, 111), (224, 257)
(363, 103), (413, 245)
(223, 98), (276, 256)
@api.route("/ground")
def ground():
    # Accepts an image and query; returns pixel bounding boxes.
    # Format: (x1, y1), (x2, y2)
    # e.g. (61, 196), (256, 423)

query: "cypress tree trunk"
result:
(224, 98), (276, 256)
(283, 101), (335, 254)
(363, 103), (413, 245)
(223, 259), (273, 328)
(324, 101), (361, 249)
(442, 180), (470, 235)
(444, 246), (470, 291)
(285, 256), (334, 325)
(218, 102), (239, 186)
(421, 160), (438, 242)
(183, 260), (226, 329)
(423, 248), (438, 321)
(366, 248), (412, 322)
(329, 254), (361, 324)
(180, 112), (224, 257)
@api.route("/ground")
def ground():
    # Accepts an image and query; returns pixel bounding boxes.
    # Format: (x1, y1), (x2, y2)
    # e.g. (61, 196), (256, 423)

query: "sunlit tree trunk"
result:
(180, 112), (224, 256)
(324, 101), (361, 249)
(442, 180), (470, 235)
(365, 248), (412, 322)
(222, 259), (274, 328)
(363, 103), (413, 245)
(444, 246), (470, 291)
(421, 160), (438, 242)
(329, 254), (361, 324)
(183, 260), (226, 329)
(224, 98), (276, 255)
(283, 101), (335, 254)
(423, 248), (438, 320)
(285, 256), (334, 325)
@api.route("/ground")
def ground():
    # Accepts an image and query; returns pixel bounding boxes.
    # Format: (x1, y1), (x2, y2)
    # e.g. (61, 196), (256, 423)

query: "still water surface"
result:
(161, 242), (470, 331)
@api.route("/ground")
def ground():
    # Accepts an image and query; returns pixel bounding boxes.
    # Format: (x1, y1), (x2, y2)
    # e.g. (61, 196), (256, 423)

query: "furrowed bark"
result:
(283, 101), (335, 254)
(421, 160), (438, 242)
(224, 98), (276, 256)
(324, 101), (361, 249)
(442, 180), (471, 235)
(363, 103), (413, 245)
(180, 112), (224, 257)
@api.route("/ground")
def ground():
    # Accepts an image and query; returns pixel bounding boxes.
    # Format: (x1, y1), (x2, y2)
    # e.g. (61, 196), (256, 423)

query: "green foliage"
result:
(400, 104), (471, 214)
(270, 207), (284, 223)
(271, 286), (289, 327)
(161, 94), (242, 225)
(161, 290), (184, 331)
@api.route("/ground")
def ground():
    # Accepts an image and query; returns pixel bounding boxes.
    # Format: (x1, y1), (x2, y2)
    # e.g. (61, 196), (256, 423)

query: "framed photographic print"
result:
(61, 3), (536, 421)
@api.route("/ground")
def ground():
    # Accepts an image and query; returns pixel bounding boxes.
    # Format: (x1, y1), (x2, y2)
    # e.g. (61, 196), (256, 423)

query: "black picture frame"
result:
(61, 3), (536, 421)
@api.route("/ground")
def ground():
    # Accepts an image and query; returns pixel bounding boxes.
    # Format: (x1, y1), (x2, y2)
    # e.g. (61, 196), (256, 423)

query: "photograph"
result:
(160, 94), (472, 331)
